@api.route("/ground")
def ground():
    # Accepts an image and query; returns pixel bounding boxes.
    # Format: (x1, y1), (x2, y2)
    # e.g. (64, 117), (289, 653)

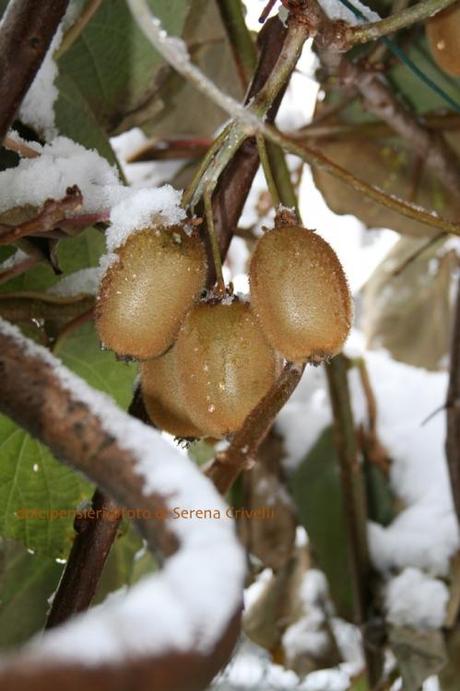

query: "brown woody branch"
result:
(46, 490), (122, 629)
(0, 0), (70, 143)
(205, 363), (305, 495)
(0, 186), (83, 245)
(0, 324), (240, 691)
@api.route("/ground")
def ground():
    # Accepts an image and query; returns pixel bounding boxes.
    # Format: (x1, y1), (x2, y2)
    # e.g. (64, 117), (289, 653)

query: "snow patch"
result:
(0, 137), (121, 215)
(384, 568), (449, 629)
(18, 26), (63, 139)
(48, 268), (102, 297)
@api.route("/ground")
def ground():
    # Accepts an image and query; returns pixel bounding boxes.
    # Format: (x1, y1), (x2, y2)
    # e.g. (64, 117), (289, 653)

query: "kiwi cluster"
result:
(96, 221), (351, 439)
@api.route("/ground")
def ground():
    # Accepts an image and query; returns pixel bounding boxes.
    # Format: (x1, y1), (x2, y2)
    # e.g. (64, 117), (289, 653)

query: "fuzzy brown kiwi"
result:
(175, 300), (279, 438)
(140, 346), (203, 438)
(249, 225), (352, 363)
(426, 3), (460, 77)
(96, 225), (207, 360)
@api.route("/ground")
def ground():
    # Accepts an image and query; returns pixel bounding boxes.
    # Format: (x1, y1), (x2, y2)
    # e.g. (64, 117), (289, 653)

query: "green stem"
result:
(266, 141), (300, 214)
(325, 355), (380, 686)
(204, 185), (225, 294)
(256, 133), (280, 207)
(347, 0), (457, 45)
(215, 0), (257, 90)
(182, 122), (233, 210)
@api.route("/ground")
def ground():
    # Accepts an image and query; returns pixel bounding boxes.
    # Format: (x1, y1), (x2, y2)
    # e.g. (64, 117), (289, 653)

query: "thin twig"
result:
(52, 307), (95, 352)
(264, 126), (460, 236)
(55, 0), (103, 58)
(0, 252), (39, 285)
(336, 59), (460, 198)
(205, 363), (304, 495)
(0, 186), (83, 245)
(391, 232), (445, 277)
(446, 276), (460, 525)
(204, 185), (226, 295)
(3, 134), (40, 158)
(0, 0), (70, 143)
(346, 0), (457, 45)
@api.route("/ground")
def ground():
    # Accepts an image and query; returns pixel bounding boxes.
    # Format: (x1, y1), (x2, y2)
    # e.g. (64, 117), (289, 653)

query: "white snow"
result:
(48, 268), (102, 297)
(0, 317), (245, 664)
(282, 570), (331, 660)
(384, 568), (449, 629)
(0, 249), (30, 271)
(105, 185), (186, 254)
(0, 137), (121, 214)
(317, 0), (380, 24)
(110, 128), (184, 188)
(18, 27), (63, 139)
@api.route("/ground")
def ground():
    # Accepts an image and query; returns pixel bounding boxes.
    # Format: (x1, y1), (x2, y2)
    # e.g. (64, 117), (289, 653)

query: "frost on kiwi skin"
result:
(96, 225), (207, 360)
(249, 225), (352, 363)
(175, 301), (279, 438)
(426, 3), (460, 77)
(140, 345), (203, 438)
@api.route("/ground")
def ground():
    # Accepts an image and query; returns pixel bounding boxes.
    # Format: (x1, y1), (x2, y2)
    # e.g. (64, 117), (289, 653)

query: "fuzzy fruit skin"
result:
(96, 226), (206, 360)
(426, 4), (460, 77)
(176, 301), (279, 438)
(249, 226), (351, 362)
(140, 346), (203, 438)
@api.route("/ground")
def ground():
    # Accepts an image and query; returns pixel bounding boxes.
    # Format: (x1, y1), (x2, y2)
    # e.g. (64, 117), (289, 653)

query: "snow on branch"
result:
(0, 318), (244, 691)
(0, 0), (70, 143)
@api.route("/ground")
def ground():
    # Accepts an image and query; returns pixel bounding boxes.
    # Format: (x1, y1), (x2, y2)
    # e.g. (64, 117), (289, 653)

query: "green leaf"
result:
(57, 227), (106, 274)
(0, 420), (90, 558)
(289, 427), (354, 621)
(0, 538), (63, 648)
(57, 0), (191, 134)
(54, 72), (119, 165)
(57, 321), (137, 408)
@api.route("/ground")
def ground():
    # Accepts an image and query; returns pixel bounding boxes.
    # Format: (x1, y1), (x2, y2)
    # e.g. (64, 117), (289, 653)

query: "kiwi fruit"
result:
(426, 3), (460, 77)
(140, 345), (203, 438)
(249, 225), (351, 362)
(175, 300), (279, 437)
(96, 225), (206, 360)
